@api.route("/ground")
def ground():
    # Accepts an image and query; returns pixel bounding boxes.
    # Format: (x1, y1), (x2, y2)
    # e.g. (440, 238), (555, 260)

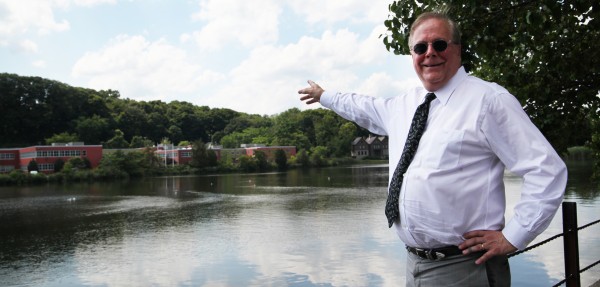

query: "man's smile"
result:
(423, 62), (444, 68)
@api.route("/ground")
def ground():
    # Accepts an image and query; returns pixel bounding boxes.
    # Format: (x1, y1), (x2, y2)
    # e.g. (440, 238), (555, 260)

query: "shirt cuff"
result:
(319, 91), (336, 109)
(502, 219), (537, 250)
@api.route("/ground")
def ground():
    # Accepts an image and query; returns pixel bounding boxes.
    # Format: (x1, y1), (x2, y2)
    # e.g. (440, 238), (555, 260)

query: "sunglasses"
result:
(411, 39), (453, 55)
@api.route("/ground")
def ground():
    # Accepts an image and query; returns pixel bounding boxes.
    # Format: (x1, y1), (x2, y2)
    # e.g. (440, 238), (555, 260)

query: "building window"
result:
(0, 165), (14, 172)
(0, 153), (15, 160)
(38, 163), (54, 171)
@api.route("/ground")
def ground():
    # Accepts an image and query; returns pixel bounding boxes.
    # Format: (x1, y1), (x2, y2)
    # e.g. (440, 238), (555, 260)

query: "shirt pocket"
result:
(420, 129), (464, 169)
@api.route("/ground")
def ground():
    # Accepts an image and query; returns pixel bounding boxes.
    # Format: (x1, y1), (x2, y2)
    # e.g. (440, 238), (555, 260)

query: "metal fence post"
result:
(562, 201), (580, 287)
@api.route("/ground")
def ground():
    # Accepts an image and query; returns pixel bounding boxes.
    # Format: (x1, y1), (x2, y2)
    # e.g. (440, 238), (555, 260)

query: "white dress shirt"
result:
(320, 67), (567, 250)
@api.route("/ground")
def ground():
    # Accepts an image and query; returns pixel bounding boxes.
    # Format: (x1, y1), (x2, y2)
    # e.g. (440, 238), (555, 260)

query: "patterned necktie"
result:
(385, 92), (436, 228)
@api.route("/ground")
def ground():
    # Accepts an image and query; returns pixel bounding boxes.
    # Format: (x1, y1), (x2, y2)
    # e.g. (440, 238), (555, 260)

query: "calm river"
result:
(0, 162), (598, 287)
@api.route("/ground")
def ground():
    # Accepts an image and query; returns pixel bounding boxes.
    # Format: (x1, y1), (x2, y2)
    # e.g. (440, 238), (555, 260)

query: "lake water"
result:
(0, 162), (598, 287)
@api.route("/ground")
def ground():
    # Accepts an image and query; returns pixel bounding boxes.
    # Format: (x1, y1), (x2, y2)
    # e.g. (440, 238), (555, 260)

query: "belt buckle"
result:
(418, 248), (445, 260)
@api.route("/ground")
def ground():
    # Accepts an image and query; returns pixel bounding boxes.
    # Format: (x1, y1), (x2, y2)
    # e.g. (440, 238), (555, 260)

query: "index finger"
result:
(297, 80), (315, 94)
(463, 230), (486, 239)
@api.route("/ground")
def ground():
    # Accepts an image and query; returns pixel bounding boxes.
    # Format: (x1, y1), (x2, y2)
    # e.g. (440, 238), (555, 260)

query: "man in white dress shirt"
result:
(298, 11), (567, 286)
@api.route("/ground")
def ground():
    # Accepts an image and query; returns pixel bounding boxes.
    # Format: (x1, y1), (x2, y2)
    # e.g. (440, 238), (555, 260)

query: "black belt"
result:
(406, 245), (462, 260)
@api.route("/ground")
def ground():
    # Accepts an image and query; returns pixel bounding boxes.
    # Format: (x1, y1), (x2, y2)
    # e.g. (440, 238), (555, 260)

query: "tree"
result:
(190, 140), (209, 168)
(274, 149), (288, 171)
(239, 155), (257, 172)
(116, 104), (150, 142)
(254, 150), (269, 171)
(332, 122), (358, 157)
(130, 135), (154, 148)
(167, 125), (184, 145)
(97, 150), (151, 177)
(53, 158), (65, 172)
(220, 127), (271, 148)
(63, 157), (88, 173)
(27, 160), (38, 172)
(381, 1), (600, 158)
(590, 115), (600, 181)
(207, 149), (218, 167)
(104, 129), (129, 148)
(296, 149), (310, 167)
(75, 115), (111, 144)
(45, 132), (79, 145)
(310, 146), (328, 167)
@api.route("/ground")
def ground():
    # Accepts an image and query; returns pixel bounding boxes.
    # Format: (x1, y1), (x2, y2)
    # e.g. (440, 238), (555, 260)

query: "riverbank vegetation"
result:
(0, 141), (376, 185)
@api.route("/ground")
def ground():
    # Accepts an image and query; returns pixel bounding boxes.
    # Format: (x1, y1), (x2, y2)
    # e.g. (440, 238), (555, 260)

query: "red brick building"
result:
(0, 142), (103, 174)
(242, 144), (296, 160)
(209, 144), (296, 163)
(0, 149), (20, 173)
(155, 144), (193, 165)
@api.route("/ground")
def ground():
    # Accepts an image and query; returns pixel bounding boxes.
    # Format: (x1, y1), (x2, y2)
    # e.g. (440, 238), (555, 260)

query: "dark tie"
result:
(385, 92), (436, 228)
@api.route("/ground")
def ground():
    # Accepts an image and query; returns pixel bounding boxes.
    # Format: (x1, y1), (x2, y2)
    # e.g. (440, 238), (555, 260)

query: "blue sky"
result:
(0, 0), (419, 115)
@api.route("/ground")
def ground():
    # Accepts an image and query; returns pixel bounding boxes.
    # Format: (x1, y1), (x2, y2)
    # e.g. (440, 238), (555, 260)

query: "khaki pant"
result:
(406, 251), (511, 287)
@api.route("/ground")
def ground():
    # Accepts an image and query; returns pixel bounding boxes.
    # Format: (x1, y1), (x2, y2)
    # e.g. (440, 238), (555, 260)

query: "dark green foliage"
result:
(190, 140), (209, 168)
(296, 149), (311, 168)
(53, 158), (65, 172)
(590, 117), (600, 181)
(27, 160), (38, 172)
(207, 150), (218, 167)
(104, 129), (129, 148)
(45, 132), (79, 145)
(274, 149), (288, 171)
(254, 150), (269, 171)
(310, 146), (328, 167)
(97, 150), (155, 178)
(75, 115), (111, 144)
(129, 136), (154, 148)
(239, 155), (257, 172)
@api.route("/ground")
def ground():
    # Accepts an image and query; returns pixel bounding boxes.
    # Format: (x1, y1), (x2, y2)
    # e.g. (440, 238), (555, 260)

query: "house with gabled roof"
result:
(351, 135), (388, 159)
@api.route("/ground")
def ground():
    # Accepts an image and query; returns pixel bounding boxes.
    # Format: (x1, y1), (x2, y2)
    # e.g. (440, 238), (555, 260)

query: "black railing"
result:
(507, 202), (600, 287)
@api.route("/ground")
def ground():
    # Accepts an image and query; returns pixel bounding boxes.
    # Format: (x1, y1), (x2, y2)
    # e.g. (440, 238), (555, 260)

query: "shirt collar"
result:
(424, 66), (467, 106)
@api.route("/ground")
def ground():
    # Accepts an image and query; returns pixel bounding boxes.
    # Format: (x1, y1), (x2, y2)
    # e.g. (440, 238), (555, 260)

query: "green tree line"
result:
(0, 73), (370, 159)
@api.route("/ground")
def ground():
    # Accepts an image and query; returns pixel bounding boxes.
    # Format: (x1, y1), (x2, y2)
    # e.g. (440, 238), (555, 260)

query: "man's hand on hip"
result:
(459, 230), (517, 265)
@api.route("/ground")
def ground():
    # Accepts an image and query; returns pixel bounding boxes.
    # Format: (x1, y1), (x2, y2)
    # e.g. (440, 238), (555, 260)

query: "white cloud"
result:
(72, 34), (224, 102)
(1, 0), (70, 34)
(32, 59), (46, 68)
(0, 0), (69, 52)
(0, 0), (115, 53)
(72, 0), (116, 7)
(287, 0), (390, 25)
(358, 71), (420, 99)
(190, 0), (282, 50)
(202, 25), (417, 115)
(17, 39), (39, 53)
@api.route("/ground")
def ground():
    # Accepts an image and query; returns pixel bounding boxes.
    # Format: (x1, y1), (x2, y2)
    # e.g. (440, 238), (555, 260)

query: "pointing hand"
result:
(298, 80), (324, 105)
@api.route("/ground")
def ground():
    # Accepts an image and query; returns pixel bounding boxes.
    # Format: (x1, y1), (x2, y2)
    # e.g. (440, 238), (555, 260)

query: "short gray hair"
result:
(408, 11), (461, 46)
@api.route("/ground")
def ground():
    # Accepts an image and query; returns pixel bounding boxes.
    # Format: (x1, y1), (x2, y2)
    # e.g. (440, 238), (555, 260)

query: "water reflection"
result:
(0, 163), (598, 286)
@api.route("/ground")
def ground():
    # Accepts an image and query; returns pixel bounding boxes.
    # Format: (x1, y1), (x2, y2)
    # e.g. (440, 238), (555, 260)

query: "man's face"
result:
(410, 18), (461, 92)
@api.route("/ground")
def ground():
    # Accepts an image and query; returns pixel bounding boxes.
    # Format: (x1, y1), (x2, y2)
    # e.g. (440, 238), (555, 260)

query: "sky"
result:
(0, 0), (420, 116)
